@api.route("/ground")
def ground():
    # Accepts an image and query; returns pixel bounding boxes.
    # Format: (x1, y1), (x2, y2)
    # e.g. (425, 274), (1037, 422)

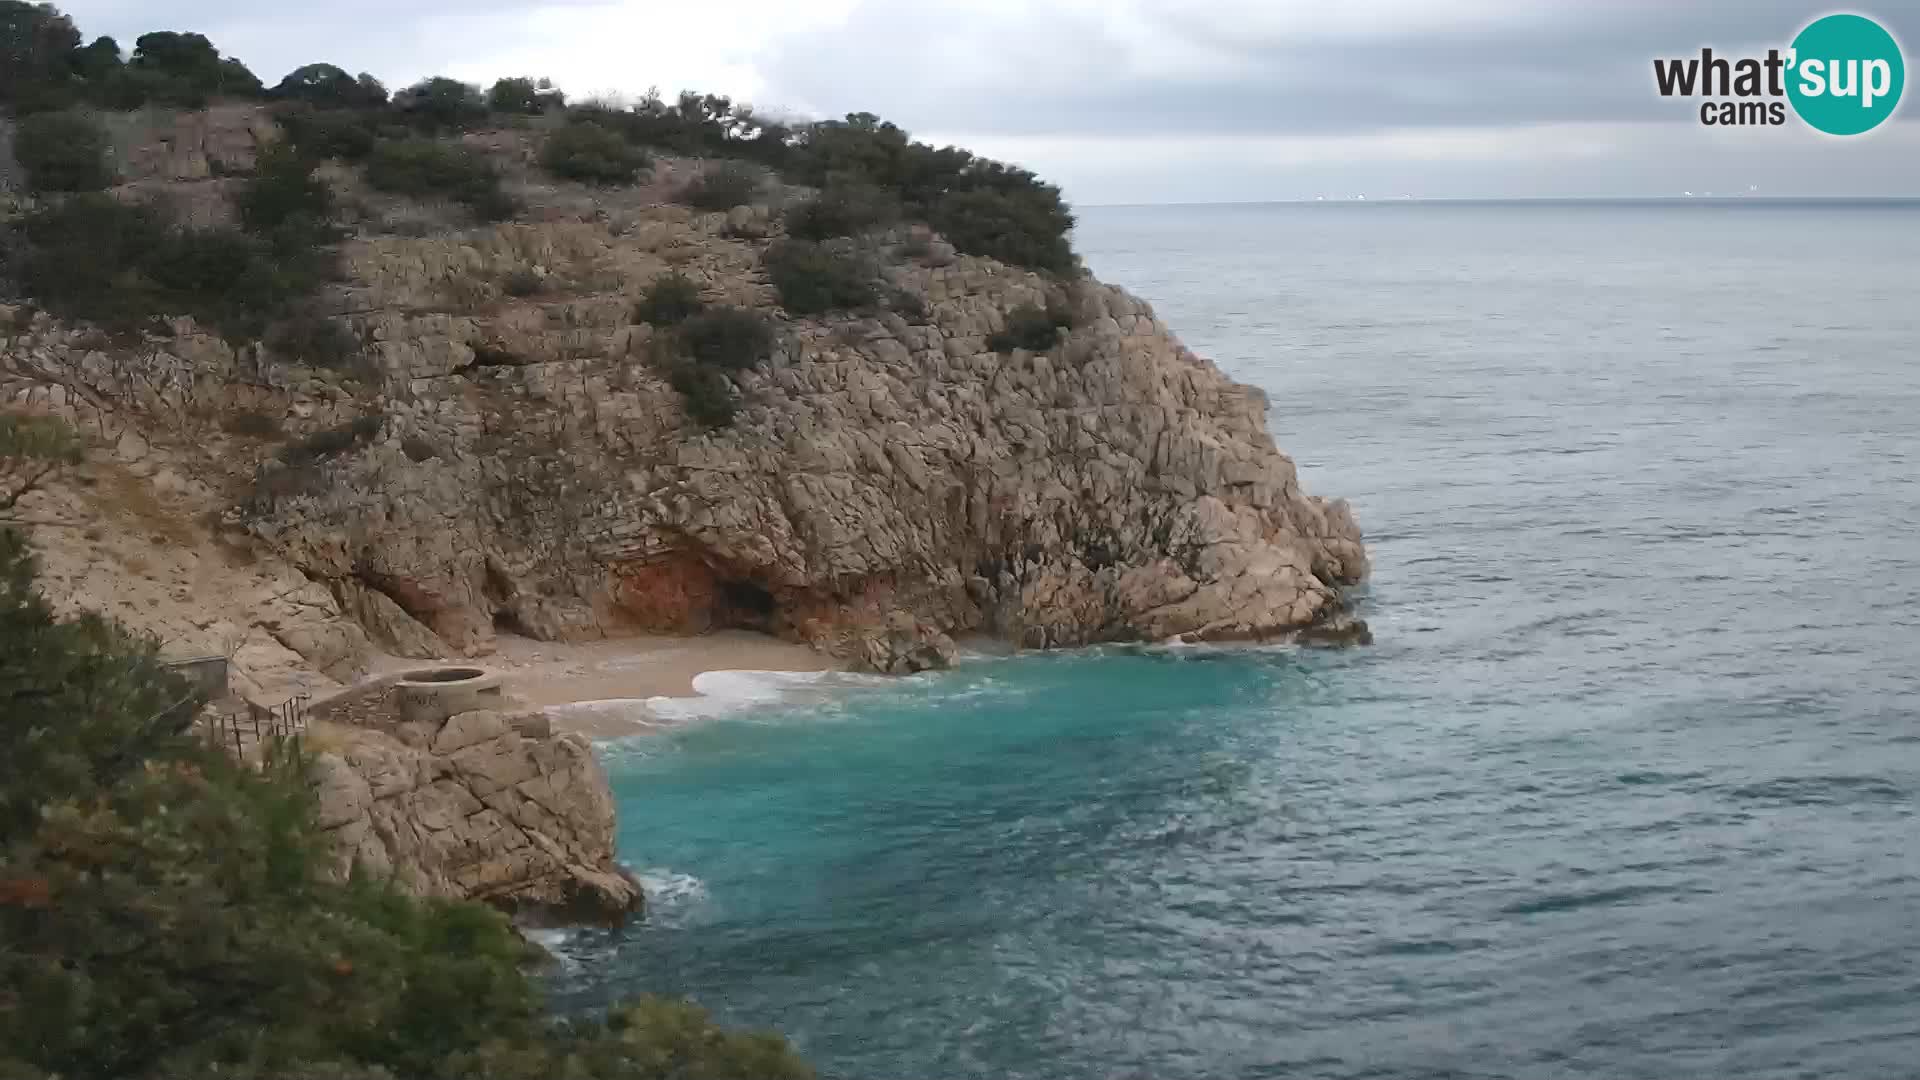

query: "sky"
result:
(56, 0), (1920, 204)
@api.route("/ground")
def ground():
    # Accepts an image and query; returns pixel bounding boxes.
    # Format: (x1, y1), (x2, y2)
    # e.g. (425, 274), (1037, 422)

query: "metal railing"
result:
(202, 693), (311, 760)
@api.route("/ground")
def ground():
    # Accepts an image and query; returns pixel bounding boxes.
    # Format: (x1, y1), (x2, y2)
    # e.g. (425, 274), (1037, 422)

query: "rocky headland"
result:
(2, 102), (1368, 918)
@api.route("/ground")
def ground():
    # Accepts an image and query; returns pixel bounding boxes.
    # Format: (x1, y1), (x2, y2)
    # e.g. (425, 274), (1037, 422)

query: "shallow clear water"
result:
(551, 202), (1920, 1078)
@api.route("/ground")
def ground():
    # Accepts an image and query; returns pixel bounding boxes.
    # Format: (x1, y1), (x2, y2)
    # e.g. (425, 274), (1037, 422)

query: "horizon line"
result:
(1080, 194), (1920, 209)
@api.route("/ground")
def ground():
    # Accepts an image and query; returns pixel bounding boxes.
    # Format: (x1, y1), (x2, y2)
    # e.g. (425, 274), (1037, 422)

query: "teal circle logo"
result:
(1787, 13), (1905, 135)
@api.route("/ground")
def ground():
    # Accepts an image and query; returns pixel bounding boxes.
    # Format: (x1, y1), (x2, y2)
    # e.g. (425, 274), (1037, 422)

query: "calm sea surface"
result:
(550, 202), (1920, 1079)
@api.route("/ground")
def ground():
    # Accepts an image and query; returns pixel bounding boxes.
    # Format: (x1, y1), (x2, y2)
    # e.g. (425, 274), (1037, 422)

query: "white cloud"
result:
(52, 0), (1920, 202)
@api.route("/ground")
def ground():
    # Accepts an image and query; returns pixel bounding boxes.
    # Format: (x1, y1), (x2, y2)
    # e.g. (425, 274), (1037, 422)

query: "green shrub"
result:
(764, 239), (877, 315)
(669, 363), (738, 428)
(931, 186), (1076, 275)
(786, 116), (1077, 273)
(987, 300), (1073, 353)
(785, 182), (897, 241)
(275, 105), (382, 161)
(13, 110), (113, 192)
(144, 226), (317, 339)
(237, 144), (334, 236)
(679, 307), (772, 371)
(17, 195), (171, 328)
(445, 997), (814, 1079)
(677, 161), (762, 211)
(17, 195), (328, 338)
(539, 123), (648, 185)
(632, 272), (704, 326)
(364, 139), (511, 219)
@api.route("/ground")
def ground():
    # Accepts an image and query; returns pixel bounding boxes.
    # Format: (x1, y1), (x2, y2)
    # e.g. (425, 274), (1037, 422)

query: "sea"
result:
(544, 201), (1920, 1079)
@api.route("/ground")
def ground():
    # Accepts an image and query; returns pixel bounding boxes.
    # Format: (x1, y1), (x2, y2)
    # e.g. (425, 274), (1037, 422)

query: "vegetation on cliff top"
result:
(0, 422), (813, 1080)
(3, 1), (1077, 430)
(3, 2), (1076, 267)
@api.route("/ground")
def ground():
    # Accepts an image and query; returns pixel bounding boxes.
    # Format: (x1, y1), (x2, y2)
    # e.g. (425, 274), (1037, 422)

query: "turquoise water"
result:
(550, 203), (1920, 1078)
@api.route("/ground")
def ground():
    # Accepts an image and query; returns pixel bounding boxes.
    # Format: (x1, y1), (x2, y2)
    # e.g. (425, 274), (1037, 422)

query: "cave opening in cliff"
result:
(492, 609), (531, 637)
(716, 579), (778, 631)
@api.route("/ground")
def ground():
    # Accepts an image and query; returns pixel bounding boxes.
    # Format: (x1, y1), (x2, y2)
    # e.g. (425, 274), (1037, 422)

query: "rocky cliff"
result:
(2, 105), (1368, 693)
(308, 694), (640, 924)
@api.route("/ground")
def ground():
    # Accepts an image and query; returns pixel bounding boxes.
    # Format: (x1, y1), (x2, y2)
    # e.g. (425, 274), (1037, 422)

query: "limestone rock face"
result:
(310, 707), (641, 924)
(239, 231), (1370, 663)
(1, 105), (1369, 682)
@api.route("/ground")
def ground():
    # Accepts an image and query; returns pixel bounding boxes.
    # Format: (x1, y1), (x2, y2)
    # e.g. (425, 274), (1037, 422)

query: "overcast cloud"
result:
(55, 0), (1920, 202)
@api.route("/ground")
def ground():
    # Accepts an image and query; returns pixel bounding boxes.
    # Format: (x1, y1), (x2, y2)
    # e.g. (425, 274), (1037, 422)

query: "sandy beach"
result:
(478, 631), (835, 738)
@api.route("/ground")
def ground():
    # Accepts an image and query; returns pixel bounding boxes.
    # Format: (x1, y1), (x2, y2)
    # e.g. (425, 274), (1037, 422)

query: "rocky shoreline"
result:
(3, 102), (1368, 921)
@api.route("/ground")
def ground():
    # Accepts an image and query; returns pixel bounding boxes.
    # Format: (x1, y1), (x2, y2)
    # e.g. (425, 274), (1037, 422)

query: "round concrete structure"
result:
(394, 666), (504, 726)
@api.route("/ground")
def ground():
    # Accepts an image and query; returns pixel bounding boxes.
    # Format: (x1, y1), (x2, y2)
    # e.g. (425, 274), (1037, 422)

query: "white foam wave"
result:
(546, 697), (668, 730)
(644, 668), (836, 721)
(637, 867), (710, 907)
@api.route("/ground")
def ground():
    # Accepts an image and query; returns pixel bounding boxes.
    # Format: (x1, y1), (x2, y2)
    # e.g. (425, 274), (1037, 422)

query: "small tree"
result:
(13, 110), (112, 192)
(272, 62), (386, 109)
(393, 76), (485, 132)
(0, 415), (82, 523)
(127, 30), (262, 105)
(0, 1), (82, 109)
(487, 76), (562, 115)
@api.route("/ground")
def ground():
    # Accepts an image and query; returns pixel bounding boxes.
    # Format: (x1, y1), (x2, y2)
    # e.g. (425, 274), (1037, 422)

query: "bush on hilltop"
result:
(271, 63), (388, 109)
(487, 76), (563, 115)
(365, 138), (514, 220)
(392, 76), (486, 132)
(274, 104), (384, 162)
(539, 122), (649, 186)
(785, 181), (899, 241)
